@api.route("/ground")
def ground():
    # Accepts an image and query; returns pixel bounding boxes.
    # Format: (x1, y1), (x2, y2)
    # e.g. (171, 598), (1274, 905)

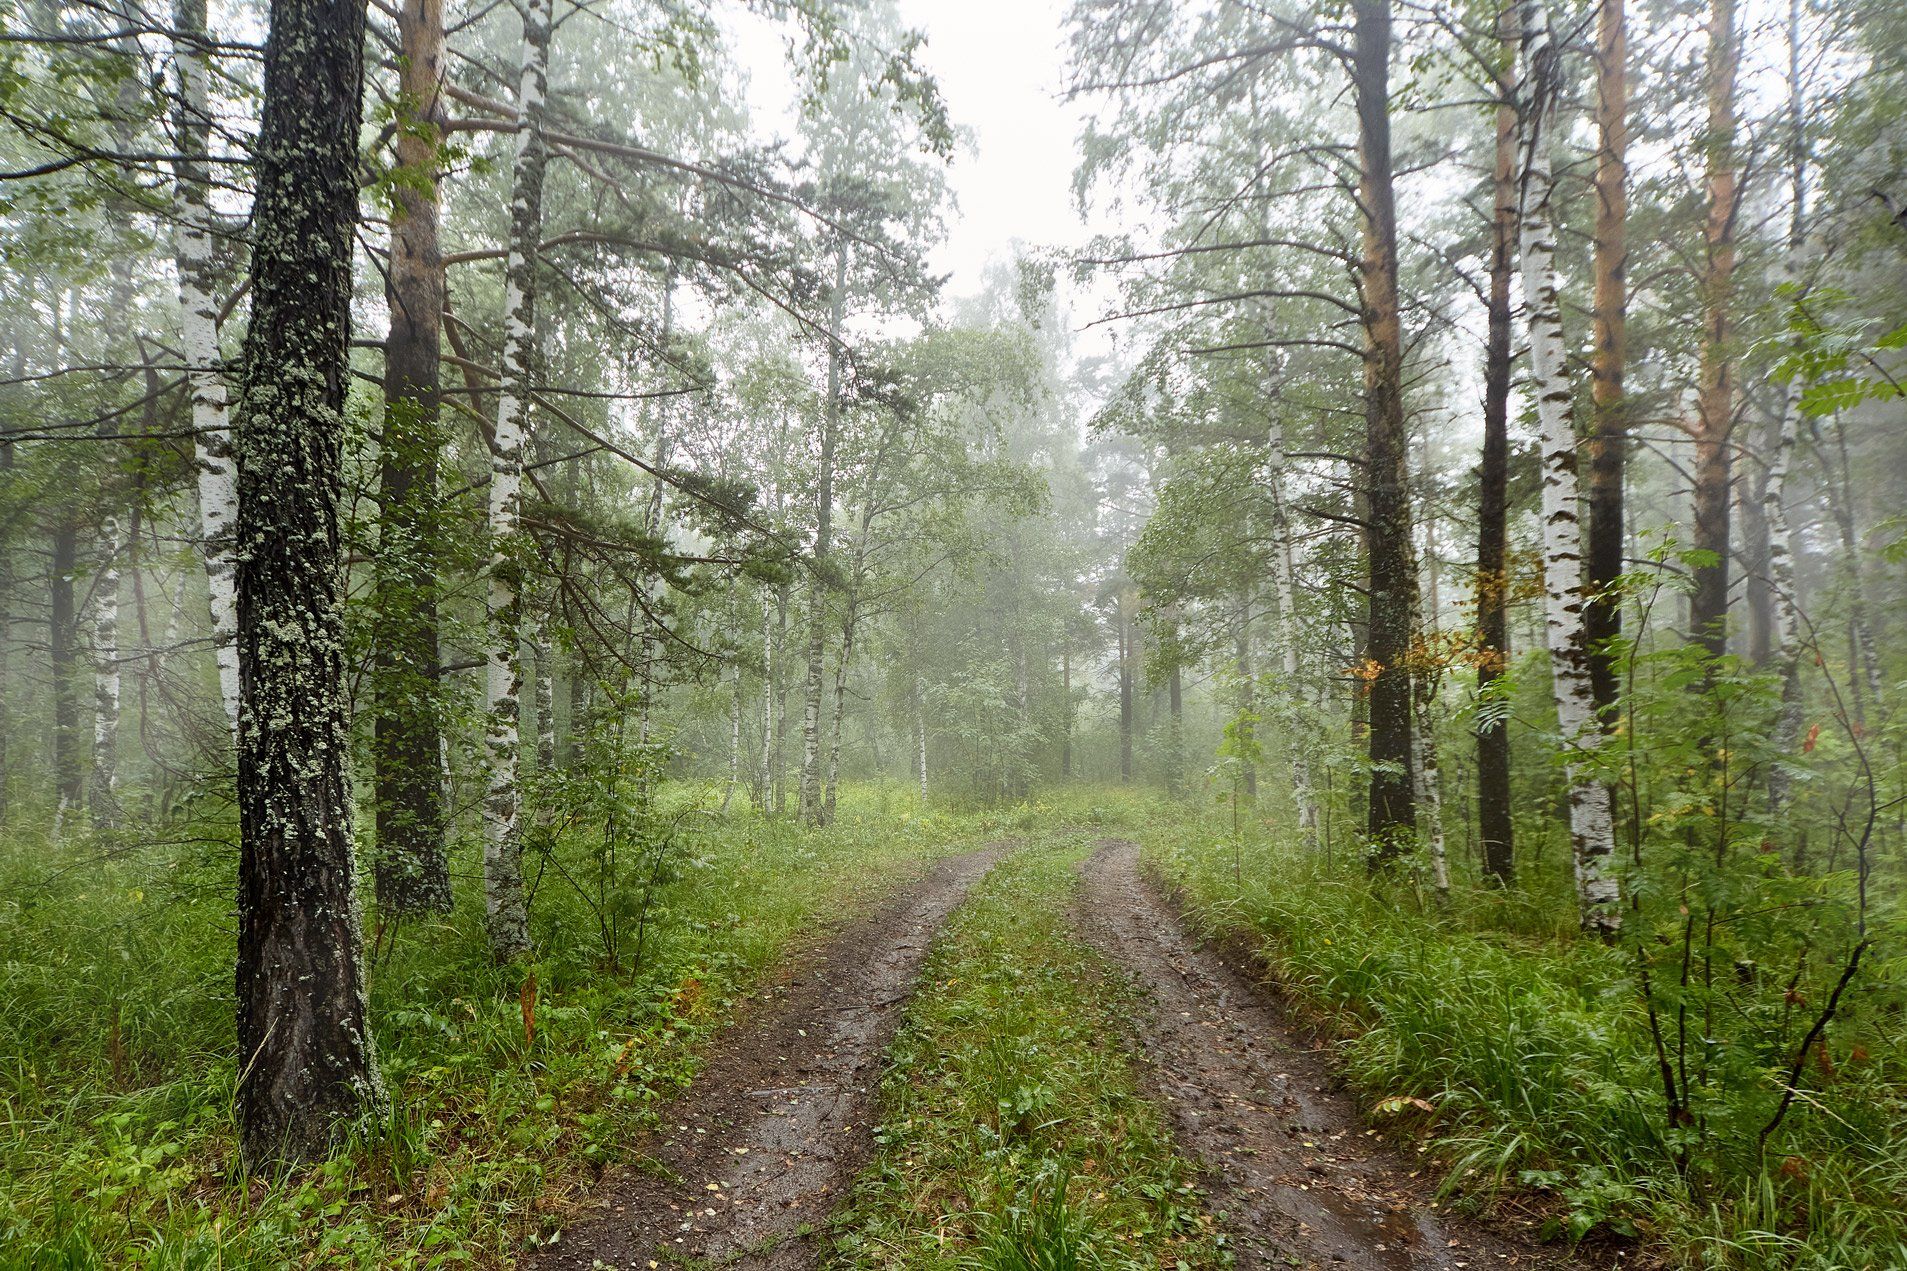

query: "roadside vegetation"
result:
(0, 786), (986, 1267)
(832, 834), (1229, 1271)
(1146, 793), (1907, 1271)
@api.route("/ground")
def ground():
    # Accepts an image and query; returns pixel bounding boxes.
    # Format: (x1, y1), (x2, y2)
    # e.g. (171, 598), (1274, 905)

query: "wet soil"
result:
(1074, 839), (1594, 1271)
(533, 847), (1002, 1270)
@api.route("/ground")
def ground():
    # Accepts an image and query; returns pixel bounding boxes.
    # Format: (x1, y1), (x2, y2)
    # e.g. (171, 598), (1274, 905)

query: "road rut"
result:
(535, 846), (1002, 1270)
(1075, 839), (1584, 1271)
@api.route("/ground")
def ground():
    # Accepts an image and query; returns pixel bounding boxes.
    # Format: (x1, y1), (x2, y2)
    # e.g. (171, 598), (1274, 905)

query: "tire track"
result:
(535, 846), (1003, 1270)
(1074, 839), (1586, 1271)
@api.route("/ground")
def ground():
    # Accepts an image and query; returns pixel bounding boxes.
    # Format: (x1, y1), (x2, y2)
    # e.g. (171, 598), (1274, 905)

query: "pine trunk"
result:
(482, 0), (554, 961)
(373, 0), (452, 917)
(231, 0), (383, 1165)
(1354, 0), (1417, 854)
(1519, 0), (1620, 937)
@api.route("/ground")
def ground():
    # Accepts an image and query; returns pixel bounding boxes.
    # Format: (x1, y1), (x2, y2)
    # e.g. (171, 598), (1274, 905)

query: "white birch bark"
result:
(170, 0), (240, 735)
(90, 519), (121, 826)
(1264, 418), (1320, 842)
(533, 619), (556, 773)
(1766, 0), (1808, 810)
(1520, 0), (1620, 935)
(760, 591), (774, 809)
(916, 682), (928, 804)
(724, 666), (742, 813)
(1412, 474), (1449, 895)
(482, 0), (553, 961)
(798, 249), (847, 825)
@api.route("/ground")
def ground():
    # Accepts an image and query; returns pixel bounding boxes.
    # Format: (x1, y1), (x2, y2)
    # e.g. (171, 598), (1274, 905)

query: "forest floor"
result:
(533, 846), (1003, 1270)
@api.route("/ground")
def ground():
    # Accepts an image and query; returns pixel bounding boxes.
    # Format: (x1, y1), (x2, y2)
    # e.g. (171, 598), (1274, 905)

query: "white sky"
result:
(726, 0), (1122, 363)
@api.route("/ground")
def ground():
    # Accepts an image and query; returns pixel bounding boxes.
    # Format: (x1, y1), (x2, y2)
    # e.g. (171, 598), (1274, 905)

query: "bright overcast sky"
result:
(728, 0), (1118, 346)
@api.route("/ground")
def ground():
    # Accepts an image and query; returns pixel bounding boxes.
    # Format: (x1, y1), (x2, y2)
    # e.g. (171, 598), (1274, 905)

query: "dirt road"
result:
(535, 847), (1002, 1270)
(1074, 839), (1585, 1271)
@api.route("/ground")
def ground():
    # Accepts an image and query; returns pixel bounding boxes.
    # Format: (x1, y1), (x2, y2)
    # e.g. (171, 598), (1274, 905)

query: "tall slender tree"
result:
(1353, 0), (1416, 854)
(1476, 0), (1519, 887)
(1518, 0), (1620, 936)
(373, 0), (452, 917)
(482, 0), (555, 961)
(1586, 0), (1629, 714)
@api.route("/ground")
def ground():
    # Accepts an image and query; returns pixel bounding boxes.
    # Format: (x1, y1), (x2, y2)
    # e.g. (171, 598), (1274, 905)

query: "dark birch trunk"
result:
(373, 0), (451, 916)
(231, 0), (382, 1167)
(1477, 6), (1517, 888)
(1354, 0), (1416, 854)
(1586, 0), (1628, 716)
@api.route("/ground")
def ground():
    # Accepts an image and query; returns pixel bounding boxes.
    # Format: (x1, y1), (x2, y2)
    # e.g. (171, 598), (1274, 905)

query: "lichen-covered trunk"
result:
(372, 0), (452, 918)
(1354, 0), (1416, 856)
(482, 0), (553, 961)
(90, 520), (121, 827)
(1476, 3), (1518, 886)
(171, 0), (240, 736)
(1689, 0), (1739, 656)
(1265, 419), (1318, 842)
(230, 0), (383, 1167)
(1519, 0), (1619, 937)
(798, 249), (846, 826)
(1585, 0), (1629, 719)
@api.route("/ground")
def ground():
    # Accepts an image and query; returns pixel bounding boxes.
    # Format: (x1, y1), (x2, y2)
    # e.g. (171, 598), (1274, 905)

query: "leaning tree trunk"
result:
(373, 0), (452, 917)
(482, 0), (554, 961)
(1688, 0), (1740, 656)
(1519, 0), (1620, 937)
(1354, 0), (1416, 856)
(171, 0), (240, 736)
(230, 0), (383, 1166)
(90, 521), (121, 828)
(1585, 0), (1629, 720)
(1476, 0), (1518, 887)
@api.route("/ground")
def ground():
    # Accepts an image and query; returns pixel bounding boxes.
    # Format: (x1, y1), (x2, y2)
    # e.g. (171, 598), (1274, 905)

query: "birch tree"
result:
(482, 0), (555, 960)
(1518, 0), (1619, 936)
(170, 0), (239, 736)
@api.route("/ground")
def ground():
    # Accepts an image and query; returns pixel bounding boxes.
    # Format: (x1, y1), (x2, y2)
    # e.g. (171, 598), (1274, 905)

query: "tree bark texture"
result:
(231, 0), (383, 1167)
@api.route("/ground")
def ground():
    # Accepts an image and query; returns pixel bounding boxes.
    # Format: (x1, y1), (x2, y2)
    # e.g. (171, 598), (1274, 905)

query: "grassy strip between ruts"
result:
(829, 833), (1232, 1271)
(0, 785), (995, 1269)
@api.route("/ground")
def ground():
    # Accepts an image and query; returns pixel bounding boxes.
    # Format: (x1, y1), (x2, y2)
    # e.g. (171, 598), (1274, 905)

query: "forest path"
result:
(1073, 839), (1584, 1271)
(533, 844), (1004, 1271)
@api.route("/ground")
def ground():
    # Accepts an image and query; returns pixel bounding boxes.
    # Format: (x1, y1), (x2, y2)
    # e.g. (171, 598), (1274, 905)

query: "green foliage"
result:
(831, 837), (1229, 1269)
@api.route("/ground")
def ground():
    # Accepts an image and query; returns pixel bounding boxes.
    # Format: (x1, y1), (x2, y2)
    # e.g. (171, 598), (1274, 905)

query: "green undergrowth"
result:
(830, 834), (1231, 1271)
(1143, 816), (1907, 1271)
(0, 784), (991, 1269)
